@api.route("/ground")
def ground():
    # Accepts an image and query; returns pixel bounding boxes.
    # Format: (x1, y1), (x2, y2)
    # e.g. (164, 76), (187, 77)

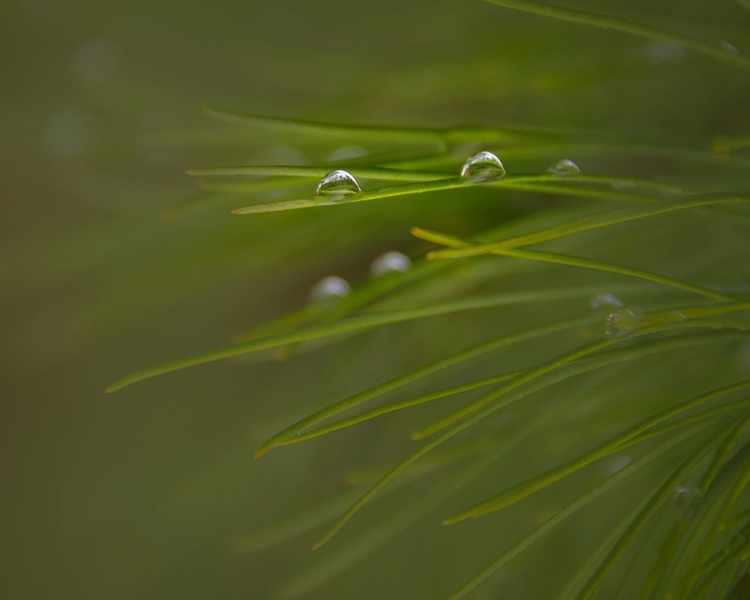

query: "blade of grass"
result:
(574, 428), (727, 600)
(417, 197), (750, 260)
(483, 0), (750, 69)
(312, 319), (750, 549)
(106, 284), (644, 392)
(203, 105), (578, 148)
(444, 427), (699, 600)
(443, 376), (750, 523)
(701, 413), (750, 492)
(414, 311), (749, 441)
(285, 408), (559, 592)
(229, 174), (668, 214)
(633, 438), (750, 598)
(287, 331), (739, 447)
(203, 105), (448, 148)
(187, 164), (449, 181)
(189, 163), (681, 196)
(558, 494), (655, 600)
(421, 231), (733, 302)
(254, 315), (598, 458)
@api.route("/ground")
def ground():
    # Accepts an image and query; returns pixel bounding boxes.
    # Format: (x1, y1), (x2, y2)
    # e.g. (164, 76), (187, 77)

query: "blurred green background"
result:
(2, 0), (750, 598)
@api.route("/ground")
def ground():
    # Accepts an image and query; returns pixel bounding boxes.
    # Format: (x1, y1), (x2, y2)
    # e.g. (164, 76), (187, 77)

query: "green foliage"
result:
(6, 0), (750, 598)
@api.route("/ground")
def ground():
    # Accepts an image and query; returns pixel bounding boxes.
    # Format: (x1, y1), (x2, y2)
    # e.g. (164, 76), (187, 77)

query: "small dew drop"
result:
(548, 158), (580, 176)
(460, 151), (506, 183)
(590, 293), (624, 311)
(370, 251), (412, 277)
(309, 276), (351, 305)
(605, 308), (641, 338)
(720, 41), (739, 54)
(315, 169), (360, 200)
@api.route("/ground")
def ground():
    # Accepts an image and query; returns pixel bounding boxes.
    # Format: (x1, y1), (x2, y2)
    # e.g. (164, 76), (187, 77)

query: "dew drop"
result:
(309, 276), (351, 305)
(370, 251), (412, 277)
(590, 293), (624, 311)
(460, 151), (506, 183)
(720, 41), (739, 54)
(605, 308), (641, 338)
(548, 158), (580, 176)
(315, 169), (360, 200)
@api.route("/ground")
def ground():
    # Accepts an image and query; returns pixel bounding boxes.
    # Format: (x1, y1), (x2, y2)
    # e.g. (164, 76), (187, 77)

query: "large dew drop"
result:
(605, 308), (641, 338)
(315, 169), (360, 200)
(370, 251), (411, 277)
(548, 158), (580, 176)
(460, 151), (506, 183)
(309, 276), (351, 305)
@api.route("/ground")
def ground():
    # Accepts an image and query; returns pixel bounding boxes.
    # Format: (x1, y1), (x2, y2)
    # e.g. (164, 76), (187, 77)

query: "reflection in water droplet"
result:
(70, 37), (120, 83)
(42, 109), (95, 158)
(310, 276), (351, 304)
(460, 151), (506, 183)
(326, 146), (369, 162)
(605, 309), (641, 338)
(590, 293), (624, 311)
(315, 170), (360, 200)
(370, 251), (411, 277)
(548, 158), (580, 176)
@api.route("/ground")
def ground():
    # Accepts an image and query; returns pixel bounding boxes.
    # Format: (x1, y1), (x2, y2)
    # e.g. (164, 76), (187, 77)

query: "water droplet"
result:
(326, 146), (369, 162)
(370, 251), (412, 277)
(720, 41), (739, 54)
(605, 309), (641, 338)
(460, 151), (506, 183)
(309, 276), (351, 304)
(315, 170), (360, 200)
(590, 293), (624, 311)
(548, 158), (580, 176)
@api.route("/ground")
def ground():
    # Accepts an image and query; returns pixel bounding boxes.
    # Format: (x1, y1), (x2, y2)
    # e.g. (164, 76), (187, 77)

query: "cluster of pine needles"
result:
(109, 1), (750, 598)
